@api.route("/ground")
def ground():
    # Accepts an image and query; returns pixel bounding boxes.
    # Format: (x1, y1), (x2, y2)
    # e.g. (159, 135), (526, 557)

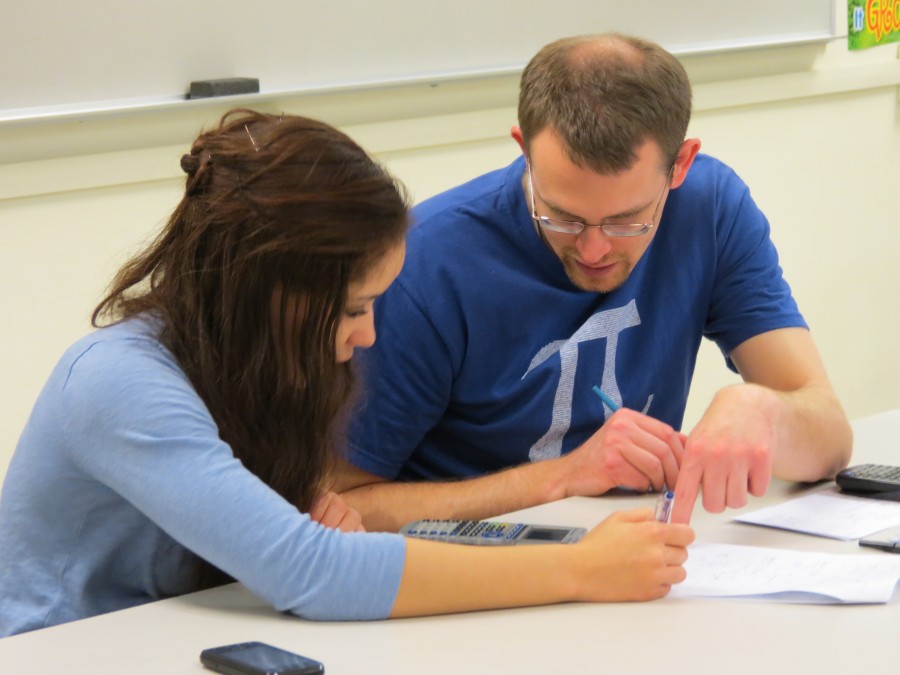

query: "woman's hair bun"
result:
(180, 153), (201, 175)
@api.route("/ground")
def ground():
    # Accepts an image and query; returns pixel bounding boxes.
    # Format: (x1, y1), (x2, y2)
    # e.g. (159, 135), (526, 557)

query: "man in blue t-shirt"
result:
(336, 33), (852, 530)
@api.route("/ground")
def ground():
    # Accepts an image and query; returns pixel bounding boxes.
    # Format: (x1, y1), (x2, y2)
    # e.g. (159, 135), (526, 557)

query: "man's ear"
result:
(511, 126), (527, 156)
(670, 138), (702, 188)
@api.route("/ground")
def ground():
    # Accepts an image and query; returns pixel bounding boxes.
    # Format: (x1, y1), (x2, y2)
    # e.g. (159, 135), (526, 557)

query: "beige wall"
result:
(1, 37), (898, 486)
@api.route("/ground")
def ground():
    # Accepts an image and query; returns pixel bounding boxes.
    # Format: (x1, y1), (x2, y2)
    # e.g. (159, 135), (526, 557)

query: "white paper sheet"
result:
(734, 490), (900, 540)
(669, 542), (900, 604)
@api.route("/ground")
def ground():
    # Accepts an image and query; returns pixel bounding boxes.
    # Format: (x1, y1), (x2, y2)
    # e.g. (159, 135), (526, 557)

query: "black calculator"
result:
(836, 464), (900, 498)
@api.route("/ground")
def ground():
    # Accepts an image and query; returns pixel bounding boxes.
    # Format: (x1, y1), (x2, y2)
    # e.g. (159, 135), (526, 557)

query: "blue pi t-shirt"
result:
(347, 154), (805, 480)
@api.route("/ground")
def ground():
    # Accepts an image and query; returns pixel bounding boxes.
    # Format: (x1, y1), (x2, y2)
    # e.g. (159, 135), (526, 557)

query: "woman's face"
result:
(335, 241), (406, 363)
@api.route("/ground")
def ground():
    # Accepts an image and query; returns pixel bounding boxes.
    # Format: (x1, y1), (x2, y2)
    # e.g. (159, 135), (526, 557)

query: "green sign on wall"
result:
(848, 1), (900, 49)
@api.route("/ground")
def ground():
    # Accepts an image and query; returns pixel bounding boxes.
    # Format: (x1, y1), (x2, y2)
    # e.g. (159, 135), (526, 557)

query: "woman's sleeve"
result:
(60, 338), (406, 620)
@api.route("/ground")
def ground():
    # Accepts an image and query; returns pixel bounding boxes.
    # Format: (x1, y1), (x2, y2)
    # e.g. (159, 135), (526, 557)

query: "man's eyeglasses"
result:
(527, 164), (672, 237)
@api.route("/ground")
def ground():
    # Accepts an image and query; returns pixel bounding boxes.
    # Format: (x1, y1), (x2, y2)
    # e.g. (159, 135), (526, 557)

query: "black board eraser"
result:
(188, 77), (260, 99)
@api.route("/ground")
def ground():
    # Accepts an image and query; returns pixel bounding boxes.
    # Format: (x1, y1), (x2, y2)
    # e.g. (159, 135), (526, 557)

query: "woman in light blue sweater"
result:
(0, 110), (693, 638)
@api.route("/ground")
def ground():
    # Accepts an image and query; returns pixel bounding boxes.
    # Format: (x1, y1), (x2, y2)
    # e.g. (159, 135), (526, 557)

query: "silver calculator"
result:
(399, 519), (586, 545)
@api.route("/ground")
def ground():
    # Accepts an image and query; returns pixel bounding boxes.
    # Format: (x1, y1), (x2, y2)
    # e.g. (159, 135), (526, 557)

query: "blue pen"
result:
(655, 490), (675, 523)
(591, 385), (620, 412)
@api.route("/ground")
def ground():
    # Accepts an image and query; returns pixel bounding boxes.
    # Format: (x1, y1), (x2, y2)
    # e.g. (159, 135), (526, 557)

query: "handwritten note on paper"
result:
(734, 491), (900, 540)
(668, 543), (900, 604)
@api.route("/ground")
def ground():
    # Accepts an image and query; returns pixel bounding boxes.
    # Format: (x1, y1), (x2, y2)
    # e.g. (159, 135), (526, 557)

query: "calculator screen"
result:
(522, 527), (568, 541)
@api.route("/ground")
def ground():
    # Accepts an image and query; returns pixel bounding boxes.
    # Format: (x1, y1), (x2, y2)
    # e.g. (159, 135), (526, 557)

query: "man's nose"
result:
(576, 226), (614, 262)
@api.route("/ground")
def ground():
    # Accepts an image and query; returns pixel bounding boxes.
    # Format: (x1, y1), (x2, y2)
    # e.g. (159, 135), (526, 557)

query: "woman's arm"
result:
(391, 508), (694, 617)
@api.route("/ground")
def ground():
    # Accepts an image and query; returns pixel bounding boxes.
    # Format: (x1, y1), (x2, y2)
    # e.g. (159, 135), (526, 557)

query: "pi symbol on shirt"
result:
(523, 299), (653, 461)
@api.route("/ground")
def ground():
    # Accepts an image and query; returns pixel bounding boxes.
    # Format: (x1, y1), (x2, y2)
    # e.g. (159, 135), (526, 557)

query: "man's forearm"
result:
(339, 459), (571, 532)
(771, 384), (853, 481)
(728, 328), (854, 483)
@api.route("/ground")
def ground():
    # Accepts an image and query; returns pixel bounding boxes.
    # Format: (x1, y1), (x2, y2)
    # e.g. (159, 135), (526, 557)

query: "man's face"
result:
(524, 129), (673, 293)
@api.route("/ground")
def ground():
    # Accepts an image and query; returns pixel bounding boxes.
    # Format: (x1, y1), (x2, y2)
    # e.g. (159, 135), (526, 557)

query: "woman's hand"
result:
(572, 508), (694, 601)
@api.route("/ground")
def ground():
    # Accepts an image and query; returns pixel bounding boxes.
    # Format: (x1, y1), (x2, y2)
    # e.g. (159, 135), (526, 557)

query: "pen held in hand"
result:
(655, 490), (675, 523)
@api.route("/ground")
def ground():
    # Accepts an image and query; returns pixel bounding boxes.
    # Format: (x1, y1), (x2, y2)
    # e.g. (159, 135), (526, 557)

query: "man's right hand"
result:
(560, 408), (685, 496)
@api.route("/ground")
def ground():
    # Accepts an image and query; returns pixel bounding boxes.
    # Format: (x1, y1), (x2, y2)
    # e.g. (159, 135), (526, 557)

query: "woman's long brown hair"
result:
(92, 110), (409, 587)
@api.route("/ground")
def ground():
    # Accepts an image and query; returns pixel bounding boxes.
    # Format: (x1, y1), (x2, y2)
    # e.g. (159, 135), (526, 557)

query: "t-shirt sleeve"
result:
(59, 337), (406, 621)
(346, 276), (457, 478)
(703, 176), (806, 364)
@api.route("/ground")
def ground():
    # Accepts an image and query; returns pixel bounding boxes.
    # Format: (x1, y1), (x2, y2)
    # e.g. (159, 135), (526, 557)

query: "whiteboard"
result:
(1, 0), (835, 119)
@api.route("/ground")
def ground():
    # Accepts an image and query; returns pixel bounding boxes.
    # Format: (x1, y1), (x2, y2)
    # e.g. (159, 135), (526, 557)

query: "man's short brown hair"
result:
(518, 33), (692, 173)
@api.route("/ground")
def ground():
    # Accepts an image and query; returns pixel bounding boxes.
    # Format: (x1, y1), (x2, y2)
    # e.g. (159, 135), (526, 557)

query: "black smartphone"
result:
(859, 525), (900, 554)
(200, 641), (324, 675)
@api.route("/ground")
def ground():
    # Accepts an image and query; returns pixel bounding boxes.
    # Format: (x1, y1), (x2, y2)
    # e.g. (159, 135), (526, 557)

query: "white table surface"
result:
(2, 410), (899, 674)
